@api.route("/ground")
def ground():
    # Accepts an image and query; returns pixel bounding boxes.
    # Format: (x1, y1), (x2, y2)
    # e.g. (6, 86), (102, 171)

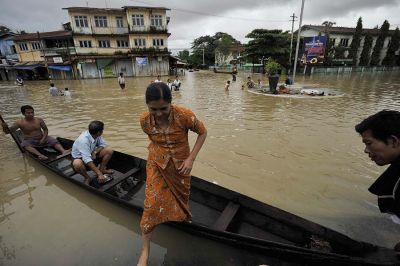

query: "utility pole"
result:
(292, 0), (305, 84)
(289, 13), (297, 73)
(202, 47), (205, 65)
(37, 31), (49, 79)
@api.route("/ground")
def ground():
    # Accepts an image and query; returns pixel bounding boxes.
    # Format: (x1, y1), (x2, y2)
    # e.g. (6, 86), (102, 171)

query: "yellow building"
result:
(12, 30), (76, 79)
(63, 6), (171, 78)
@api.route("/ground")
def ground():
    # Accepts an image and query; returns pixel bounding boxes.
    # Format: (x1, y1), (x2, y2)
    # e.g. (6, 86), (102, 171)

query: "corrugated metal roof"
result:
(13, 31), (72, 41)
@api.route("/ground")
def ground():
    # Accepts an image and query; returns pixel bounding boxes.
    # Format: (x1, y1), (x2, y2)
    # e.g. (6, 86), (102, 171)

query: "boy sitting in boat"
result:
(71, 121), (114, 185)
(1, 105), (69, 160)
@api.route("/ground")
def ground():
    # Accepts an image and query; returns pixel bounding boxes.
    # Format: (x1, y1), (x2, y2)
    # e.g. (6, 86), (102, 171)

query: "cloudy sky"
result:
(1, 0), (399, 51)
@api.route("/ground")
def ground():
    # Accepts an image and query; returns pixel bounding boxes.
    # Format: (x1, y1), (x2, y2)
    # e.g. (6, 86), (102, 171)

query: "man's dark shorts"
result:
(21, 136), (59, 148)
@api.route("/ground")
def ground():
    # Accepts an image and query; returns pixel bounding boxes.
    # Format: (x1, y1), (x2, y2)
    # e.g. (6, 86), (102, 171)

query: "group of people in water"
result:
(2, 76), (400, 264)
(48, 83), (71, 97)
(117, 72), (182, 92)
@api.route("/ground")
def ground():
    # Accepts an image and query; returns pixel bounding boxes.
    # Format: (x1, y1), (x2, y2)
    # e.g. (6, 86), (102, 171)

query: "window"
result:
(132, 14), (144, 26)
(75, 16), (88, 27)
(19, 43), (28, 51)
(31, 42), (41, 50)
(339, 38), (349, 47)
(79, 40), (92, 48)
(152, 39), (164, 46)
(151, 15), (163, 26)
(134, 38), (146, 46)
(117, 40), (129, 48)
(94, 16), (108, 27)
(98, 40), (111, 48)
(11, 45), (17, 54)
(116, 16), (124, 28)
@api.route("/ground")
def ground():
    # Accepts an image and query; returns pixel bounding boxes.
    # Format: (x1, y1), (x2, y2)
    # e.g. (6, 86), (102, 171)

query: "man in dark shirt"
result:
(355, 110), (400, 251)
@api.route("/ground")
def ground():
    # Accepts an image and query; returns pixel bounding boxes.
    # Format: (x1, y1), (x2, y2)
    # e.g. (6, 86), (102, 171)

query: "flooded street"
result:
(1, 71), (400, 265)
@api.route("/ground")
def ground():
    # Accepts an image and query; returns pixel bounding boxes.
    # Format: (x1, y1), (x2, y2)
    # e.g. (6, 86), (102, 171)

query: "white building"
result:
(300, 25), (399, 66)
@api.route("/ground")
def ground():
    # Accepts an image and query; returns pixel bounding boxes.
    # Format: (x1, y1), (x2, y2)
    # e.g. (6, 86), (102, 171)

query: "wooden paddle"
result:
(0, 114), (25, 153)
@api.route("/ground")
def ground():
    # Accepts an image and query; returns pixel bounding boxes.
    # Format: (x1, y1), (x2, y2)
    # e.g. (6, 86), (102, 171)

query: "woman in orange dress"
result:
(138, 82), (207, 265)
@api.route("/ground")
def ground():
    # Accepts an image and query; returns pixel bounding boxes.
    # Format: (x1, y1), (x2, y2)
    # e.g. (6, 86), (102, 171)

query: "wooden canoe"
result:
(6, 134), (400, 265)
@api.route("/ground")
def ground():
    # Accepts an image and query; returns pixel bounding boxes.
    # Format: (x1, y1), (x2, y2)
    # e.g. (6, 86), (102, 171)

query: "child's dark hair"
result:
(145, 82), (172, 104)
(88, 120), (104, 135)
(355, 110), (400, 143)
(50, 83), (54, 87)
(21, 105), (34, 114)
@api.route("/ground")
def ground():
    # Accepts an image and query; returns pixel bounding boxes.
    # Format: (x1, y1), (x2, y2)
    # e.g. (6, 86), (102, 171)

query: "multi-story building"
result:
(0, 32), (19, 81)
(300, 25), (400, 66)
(63, 6), (171, 78)
(11, 30), (76, 80)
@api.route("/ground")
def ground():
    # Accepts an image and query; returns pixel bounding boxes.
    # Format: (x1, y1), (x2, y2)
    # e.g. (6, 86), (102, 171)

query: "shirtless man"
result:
(1, 105), (69, 160)
(246, 76), (255, 89)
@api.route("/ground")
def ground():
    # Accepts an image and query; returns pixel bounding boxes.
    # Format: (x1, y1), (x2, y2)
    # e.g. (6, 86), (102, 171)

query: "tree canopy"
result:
(348, 17), (363, 66)
(370, 20), (390, 66)
(244, 29), (291, 67)
(382, 27), (400, 66)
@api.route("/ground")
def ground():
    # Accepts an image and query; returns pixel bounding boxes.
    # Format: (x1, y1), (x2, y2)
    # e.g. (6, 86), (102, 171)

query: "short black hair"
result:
(120, 72), (123, 76)
(145, 82), (172, 104)
(50, 83), (54, 87)
(355, 110), (400, 143)
(21, 105), (34, 114)
(88, 121), (104, 135)
(65, 88), (68, 90)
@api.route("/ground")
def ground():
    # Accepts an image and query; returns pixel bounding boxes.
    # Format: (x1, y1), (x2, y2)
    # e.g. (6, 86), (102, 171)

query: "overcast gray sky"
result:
(1, 0), (399, 51)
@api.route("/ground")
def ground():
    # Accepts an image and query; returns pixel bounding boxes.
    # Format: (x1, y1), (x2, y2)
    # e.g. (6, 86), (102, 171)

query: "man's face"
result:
(23, 109), (34, 120)
(361, 129), (400, 166)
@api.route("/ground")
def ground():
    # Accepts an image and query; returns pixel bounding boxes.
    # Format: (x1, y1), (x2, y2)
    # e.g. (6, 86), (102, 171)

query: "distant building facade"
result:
(215, 44), (245, 66)
(63, 6), (171, 78)
(300, 25), (400, 66)
(12, 30), (76, 80)
(0, 32), (18, 81)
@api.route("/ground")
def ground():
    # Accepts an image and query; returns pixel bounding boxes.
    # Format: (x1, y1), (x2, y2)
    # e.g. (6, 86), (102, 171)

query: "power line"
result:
(130, 0), (290, 23)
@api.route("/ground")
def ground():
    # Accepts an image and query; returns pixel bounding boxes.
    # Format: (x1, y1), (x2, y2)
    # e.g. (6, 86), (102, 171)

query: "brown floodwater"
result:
(1, 71), (400, 265)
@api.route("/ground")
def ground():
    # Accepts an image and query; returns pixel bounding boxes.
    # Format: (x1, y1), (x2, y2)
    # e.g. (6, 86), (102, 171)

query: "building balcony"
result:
(73, 27), (129, 36)
(41, 47), (77, 57)
(129, 25), (168, 34)
(129, 47), (169, 55)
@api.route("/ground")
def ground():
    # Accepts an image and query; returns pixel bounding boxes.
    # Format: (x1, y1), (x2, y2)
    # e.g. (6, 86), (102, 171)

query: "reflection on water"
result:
(1, 71), (400, 265)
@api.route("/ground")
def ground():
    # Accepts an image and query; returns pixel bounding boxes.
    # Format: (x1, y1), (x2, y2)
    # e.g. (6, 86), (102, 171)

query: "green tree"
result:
(244, 29), (291, 68)
(348, 17), (363, 66)
(334, 45), (347, 59)
(177, 50), (190, 62)
(214, 33), (239, 66)
(359, 33), (373, 66)
(324, 38), (335, 66)
(0, 25), (10, 34)
(190, 32), (239, 66)
(370, 20), (390, 66)
(382, 27), (400, 66)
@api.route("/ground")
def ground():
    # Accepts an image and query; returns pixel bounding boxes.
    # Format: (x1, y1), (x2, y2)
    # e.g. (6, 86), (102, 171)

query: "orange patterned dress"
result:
(140, 105), (206, 233)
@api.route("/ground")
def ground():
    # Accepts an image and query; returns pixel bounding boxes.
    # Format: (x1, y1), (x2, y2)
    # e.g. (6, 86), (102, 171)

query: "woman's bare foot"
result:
(137, 251), (149, 266)
(38, 154), (48, 161)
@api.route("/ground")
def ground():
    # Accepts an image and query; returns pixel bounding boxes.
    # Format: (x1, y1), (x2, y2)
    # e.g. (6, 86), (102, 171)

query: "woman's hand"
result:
(178, 157), (194, 175)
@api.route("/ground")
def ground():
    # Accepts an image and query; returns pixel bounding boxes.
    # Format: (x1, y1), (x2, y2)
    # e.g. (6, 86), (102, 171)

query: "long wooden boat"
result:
(213, 67), (234, 74)
(4, 131), (400, 265)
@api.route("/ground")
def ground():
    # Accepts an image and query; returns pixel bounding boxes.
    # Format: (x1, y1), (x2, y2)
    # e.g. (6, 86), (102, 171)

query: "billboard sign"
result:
(301, 36), (327, 64)
(136, 57), (148, 65)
